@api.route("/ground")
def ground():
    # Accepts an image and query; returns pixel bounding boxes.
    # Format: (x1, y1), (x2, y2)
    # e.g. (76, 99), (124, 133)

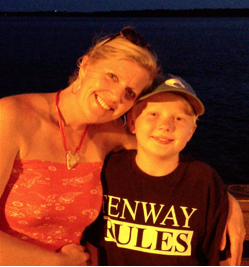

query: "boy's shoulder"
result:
(180, 154), (215, 172)
(180, 154), (224, 186)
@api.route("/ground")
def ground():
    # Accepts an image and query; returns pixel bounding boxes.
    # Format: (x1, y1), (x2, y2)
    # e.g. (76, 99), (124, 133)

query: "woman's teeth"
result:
(96, 95), (111, 110)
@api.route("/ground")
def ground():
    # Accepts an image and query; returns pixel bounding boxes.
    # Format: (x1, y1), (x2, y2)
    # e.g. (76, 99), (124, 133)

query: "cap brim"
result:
(138, 85), (205, 116)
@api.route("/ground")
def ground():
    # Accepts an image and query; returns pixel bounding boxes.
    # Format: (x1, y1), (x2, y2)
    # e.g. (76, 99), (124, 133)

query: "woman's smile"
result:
(95, 94), (111, 110)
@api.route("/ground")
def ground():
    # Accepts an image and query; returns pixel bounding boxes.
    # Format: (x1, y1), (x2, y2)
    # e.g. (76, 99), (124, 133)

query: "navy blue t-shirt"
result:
(84, 150), (228, 266)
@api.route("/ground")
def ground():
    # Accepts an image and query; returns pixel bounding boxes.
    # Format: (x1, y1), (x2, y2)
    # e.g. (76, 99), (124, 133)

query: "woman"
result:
(0, 27), (160, 265)
(0, 27), (245, 266)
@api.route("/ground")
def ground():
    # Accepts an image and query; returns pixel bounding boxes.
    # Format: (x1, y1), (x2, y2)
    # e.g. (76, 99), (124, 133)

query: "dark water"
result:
(0, 17), (248, 184)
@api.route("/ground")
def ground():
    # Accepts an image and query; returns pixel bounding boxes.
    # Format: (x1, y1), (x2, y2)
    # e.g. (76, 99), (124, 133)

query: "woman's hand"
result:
(220, 193), (246, 265)
(58, 244), (90, 266)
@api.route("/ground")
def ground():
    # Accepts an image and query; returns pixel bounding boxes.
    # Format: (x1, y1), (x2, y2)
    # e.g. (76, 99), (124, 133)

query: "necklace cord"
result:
(55, 90), (89, 154)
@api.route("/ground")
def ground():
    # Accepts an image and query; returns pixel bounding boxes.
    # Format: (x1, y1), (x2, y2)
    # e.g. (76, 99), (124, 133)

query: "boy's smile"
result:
(151, 136), (174, 145)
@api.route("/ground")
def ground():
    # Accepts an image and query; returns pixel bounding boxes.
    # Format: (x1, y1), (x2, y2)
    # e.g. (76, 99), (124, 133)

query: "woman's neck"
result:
(55, 88), (88, 131)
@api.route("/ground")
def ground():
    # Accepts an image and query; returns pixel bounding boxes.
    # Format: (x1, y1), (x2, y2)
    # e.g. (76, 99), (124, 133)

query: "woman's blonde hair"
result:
(69, 27), (162, 94)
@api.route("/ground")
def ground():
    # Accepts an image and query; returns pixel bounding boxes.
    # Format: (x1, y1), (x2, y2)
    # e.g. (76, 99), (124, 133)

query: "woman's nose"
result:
(108, 86), (124, 103)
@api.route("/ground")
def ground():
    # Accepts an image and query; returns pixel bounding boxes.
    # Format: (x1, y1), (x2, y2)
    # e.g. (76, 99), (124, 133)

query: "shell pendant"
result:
(66, 151), (80, 170)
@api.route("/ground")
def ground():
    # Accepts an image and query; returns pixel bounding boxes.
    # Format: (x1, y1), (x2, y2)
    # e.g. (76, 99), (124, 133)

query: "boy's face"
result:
(129, 92), (197, 161)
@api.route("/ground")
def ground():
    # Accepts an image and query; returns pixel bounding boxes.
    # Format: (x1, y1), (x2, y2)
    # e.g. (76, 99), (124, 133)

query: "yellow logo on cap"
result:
(165, 78), (185, 89)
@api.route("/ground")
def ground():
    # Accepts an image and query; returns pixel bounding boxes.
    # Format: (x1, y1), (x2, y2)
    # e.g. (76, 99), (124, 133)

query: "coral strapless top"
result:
(0, 160), (103, 251)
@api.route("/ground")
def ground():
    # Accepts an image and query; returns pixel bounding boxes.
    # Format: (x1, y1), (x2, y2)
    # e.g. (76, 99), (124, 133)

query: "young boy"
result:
(85, 75), (229, 265)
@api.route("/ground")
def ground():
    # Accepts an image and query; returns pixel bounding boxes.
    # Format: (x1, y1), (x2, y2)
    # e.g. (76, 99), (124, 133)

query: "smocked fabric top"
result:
(0, 160), (103, 251)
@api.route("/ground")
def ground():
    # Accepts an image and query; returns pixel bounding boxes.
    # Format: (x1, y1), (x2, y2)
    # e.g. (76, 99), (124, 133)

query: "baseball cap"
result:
(138, 75), (205, 116)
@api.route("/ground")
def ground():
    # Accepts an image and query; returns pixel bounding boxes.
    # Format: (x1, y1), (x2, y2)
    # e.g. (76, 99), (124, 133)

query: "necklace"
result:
(55, 90), (89, 170)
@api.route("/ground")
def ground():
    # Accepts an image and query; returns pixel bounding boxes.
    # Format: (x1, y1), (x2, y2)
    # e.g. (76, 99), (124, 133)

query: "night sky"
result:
(1, 0), (249, 12)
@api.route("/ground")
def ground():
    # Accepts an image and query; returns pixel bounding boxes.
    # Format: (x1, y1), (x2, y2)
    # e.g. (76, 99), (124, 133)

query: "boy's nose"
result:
(158, 118), (175, 132)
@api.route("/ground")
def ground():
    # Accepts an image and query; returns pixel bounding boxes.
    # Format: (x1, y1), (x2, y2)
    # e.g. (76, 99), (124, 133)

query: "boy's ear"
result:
(127, 111), (136, 134)
(187, 124), (197, 142)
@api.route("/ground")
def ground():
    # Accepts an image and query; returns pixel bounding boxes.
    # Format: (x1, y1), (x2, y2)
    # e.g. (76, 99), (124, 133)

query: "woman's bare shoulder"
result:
(0, 93), (53, 128)
(0, 94), (31, 121)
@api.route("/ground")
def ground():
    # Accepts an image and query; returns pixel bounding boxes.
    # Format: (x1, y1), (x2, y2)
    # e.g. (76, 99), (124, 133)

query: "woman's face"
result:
(77, 58), (151, 124)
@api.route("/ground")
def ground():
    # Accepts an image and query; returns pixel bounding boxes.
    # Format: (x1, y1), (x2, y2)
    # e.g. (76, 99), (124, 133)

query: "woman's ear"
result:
(127, 111), (136, 134)
(79, 56), (89, 78)
(81, 55), (89, 66)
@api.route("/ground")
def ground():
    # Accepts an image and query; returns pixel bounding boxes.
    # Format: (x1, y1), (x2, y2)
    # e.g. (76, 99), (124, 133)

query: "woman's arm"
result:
(86, 241), (99, 266)
(220, 193), (246, 266)
(0, 232), (90, 266)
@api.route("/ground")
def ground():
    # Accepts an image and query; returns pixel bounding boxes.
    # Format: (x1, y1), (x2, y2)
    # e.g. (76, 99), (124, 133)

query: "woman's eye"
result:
(108, 73), (117, 81)
(126, 88), (136, 99)
(150, 112), (158, 116)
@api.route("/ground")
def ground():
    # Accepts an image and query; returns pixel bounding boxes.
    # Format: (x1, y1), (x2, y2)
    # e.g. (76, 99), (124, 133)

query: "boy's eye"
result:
(174, 116), (182, 121)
